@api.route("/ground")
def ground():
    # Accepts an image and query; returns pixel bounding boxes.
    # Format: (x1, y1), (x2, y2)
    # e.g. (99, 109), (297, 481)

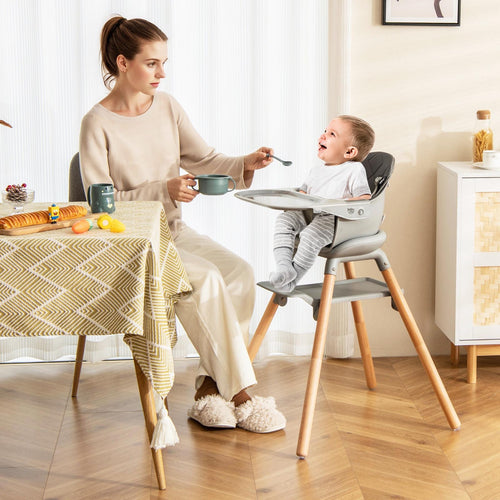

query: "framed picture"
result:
(382, 0), (461, 26)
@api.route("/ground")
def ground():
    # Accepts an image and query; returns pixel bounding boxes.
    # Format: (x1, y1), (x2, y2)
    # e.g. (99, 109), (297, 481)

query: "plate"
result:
(472, 162), (500, 170)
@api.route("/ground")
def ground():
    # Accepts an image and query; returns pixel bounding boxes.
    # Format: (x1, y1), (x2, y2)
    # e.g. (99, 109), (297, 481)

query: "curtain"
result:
(0, 0), (353, 363)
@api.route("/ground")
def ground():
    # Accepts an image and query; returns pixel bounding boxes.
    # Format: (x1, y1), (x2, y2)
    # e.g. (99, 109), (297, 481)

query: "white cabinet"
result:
(436, 162), (500, 382)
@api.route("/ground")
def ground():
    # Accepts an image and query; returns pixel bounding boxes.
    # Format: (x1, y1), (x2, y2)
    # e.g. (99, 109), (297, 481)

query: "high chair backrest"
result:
(321, 151), (395, 251)
(363, 151), (395, 199)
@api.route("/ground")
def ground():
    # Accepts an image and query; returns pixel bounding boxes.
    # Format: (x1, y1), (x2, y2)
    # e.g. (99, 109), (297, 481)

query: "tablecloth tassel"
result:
(151, 394), (179, 450)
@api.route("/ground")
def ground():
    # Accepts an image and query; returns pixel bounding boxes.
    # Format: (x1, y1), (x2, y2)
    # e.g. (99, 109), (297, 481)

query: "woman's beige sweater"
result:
(79, 92), (246, 237)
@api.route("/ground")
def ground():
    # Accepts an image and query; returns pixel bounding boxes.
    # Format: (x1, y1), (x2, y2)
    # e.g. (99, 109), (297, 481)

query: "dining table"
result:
(0, 200), (191, 490)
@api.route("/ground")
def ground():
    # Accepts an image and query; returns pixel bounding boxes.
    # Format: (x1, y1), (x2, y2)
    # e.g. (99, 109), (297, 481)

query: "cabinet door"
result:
(459, 177), (500, 341)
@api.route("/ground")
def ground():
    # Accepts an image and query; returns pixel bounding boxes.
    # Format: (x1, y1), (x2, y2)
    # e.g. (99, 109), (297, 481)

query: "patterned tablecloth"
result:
(0, 201), (191, 400)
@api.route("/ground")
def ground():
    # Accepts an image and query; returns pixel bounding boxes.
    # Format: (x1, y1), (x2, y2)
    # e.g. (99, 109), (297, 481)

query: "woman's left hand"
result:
(243, 147), (274, 172)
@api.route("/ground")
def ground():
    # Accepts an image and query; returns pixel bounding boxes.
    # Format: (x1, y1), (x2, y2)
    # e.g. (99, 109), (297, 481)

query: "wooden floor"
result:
(1, 354), (499, 500)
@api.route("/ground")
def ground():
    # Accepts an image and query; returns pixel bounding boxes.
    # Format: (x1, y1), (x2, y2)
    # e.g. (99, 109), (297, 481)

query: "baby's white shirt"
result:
(300, 161), (371, 199)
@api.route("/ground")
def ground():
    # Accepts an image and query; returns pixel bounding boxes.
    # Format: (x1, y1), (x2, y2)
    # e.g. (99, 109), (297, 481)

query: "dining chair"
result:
(68, 153), (88, 397)
(67, 154), (171, 489)
(237, 151), (461, 459)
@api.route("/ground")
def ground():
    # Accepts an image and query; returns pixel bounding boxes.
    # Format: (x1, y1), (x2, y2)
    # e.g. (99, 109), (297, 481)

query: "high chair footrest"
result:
(258, 277), (392, 307)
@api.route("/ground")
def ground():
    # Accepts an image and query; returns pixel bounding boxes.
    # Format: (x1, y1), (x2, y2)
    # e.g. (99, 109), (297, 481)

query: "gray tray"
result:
(235, 189), (370, 220)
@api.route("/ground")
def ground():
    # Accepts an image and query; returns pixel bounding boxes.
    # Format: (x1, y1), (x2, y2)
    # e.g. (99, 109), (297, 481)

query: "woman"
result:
(79, 16), (286, 433)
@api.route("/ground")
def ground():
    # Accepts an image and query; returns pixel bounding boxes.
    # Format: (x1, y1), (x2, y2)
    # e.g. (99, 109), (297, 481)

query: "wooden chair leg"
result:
(344, 262), (376, 389)
(450, 343), (460, 367)
(467, 345), (477, 383)
(248, 293), (279, 362)
(297, 273), (336, 459)
(381, 268), (461, 430)
(134, 359), (166, 491)
(71, 335), (86, 397)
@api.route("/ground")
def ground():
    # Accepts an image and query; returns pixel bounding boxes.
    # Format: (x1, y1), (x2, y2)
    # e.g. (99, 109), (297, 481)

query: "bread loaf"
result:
(59, 205), (87, 221)
(0, 205), (87, 230)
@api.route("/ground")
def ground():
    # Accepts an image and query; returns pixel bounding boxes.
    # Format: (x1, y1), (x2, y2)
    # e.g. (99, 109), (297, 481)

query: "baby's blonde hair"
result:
(338, 115), (375, 161)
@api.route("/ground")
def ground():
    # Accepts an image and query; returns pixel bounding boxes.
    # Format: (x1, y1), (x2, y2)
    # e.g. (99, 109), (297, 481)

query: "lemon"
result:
(97, 214), (112, 229)
(109, 219), (125, 233)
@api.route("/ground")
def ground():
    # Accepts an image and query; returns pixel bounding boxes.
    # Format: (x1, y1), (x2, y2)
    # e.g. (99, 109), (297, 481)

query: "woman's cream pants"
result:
(174, 225), (257, 400)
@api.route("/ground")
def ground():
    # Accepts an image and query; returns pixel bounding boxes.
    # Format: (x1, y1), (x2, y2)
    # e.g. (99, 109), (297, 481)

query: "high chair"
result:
(236, 151), (461, 459)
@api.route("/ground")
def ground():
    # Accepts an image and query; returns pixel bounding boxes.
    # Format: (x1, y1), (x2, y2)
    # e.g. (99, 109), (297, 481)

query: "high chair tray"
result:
(235, 189), (370, 219)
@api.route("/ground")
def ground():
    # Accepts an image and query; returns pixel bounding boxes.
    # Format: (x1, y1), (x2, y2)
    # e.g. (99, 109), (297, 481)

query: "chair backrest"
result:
(322, 151), (395, 251)
(362, 151), (395, 200)
(69, 153), (86, 202)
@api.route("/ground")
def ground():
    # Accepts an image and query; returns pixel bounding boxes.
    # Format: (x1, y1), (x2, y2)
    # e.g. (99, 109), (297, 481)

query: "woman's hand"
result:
(243, 146), (274, 172)
(167, 174), (199, 203)
(243, 146), (274, 185)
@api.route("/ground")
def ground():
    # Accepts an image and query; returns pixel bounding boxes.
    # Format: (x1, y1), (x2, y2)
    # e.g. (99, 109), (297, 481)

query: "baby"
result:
(270, 115), (375, 292)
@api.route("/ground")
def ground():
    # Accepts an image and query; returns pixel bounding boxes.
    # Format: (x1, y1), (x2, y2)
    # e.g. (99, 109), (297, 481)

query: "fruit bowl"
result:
(2, 185), (35, 214)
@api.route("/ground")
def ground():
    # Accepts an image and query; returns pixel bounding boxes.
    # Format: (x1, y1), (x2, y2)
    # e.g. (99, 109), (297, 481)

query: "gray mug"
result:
(87, 183), (115, 214)
(192, 175), (236, 195)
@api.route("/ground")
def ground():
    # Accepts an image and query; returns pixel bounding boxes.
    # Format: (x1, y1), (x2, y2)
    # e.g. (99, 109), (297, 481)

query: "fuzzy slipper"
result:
(187, 394), (237, 429)
(235, 396), (286, 433)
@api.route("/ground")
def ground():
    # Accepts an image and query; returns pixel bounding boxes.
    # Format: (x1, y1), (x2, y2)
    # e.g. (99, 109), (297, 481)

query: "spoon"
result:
(266, 153), (293, 166)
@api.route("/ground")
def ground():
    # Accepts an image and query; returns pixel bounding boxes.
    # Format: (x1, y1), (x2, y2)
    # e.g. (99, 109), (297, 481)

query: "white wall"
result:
(340, 1), (500, 355)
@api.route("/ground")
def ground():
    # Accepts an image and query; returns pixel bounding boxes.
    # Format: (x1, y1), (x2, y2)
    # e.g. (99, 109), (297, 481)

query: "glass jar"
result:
(473, 110), (493, 163)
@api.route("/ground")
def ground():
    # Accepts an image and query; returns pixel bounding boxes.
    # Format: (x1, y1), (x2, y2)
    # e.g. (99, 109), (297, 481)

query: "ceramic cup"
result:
(87, 183), (115, 214)
(482, 150), (500, 169)
(192, 174), (236, 195)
